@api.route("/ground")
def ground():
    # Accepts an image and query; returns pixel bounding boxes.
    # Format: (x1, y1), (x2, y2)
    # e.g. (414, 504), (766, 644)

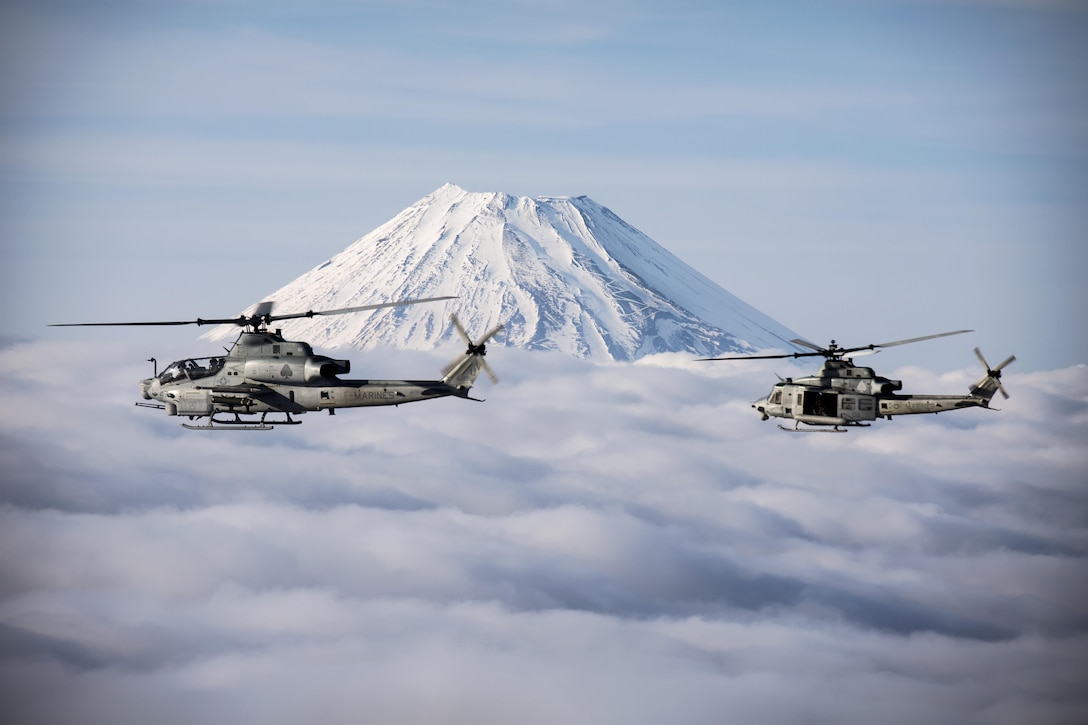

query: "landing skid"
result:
(182, 412), (302, 431)
(777, 422), (870, 433)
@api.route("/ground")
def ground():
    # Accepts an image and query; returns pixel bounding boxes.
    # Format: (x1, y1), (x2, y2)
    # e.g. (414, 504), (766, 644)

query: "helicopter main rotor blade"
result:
(869, 329), (974, 350)
(700, 329), (973, 362)
(698, 350), (826, 362)
(824, 329), (974, 357)
(49, 295), (458, 328)
(789, 338), (826, 352)
(49, 316), (253, 327)
(268, 295), (458, 323)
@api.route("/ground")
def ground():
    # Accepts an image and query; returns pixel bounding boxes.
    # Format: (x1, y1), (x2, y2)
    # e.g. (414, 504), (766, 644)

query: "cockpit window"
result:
(159, 357), (225, 383)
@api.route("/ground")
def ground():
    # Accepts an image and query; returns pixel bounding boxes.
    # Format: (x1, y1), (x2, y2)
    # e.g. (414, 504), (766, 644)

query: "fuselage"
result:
(140, 330), (472, 419)
(751, 358), (995, 427)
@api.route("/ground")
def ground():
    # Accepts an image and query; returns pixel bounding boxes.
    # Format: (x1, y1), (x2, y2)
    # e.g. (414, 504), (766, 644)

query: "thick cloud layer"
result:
(2, 338), (1086, 724)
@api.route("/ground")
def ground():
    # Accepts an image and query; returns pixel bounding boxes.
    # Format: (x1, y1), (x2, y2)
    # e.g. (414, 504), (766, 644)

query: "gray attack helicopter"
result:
(51, 297), (504, 430)
(700, 330), (1015, 432)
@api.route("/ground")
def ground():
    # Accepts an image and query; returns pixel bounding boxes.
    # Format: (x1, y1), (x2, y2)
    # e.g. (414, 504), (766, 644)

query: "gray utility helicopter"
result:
(700, 330), (1015, 432)
(51, 297), (504, 430)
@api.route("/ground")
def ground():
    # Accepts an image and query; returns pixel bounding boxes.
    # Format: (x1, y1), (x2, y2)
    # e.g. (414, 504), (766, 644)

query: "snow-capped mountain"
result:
(203, 183), (799, 360)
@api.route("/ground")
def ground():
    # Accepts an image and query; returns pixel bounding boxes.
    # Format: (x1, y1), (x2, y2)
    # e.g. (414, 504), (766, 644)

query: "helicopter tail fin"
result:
(967, 347), (1015, 404)
(440, 315), (504, 391)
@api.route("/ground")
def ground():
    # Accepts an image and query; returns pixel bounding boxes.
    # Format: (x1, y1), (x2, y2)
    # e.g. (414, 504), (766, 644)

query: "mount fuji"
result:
(203, 183), (799, 361)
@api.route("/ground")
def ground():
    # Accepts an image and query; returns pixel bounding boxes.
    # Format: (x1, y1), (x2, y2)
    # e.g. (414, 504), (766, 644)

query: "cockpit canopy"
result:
(159, 357), (225, 383)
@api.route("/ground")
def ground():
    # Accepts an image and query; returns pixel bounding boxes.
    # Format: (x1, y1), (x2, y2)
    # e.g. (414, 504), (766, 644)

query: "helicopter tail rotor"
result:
(442, 315), (505, 388)
(970, 347), (1016, 402)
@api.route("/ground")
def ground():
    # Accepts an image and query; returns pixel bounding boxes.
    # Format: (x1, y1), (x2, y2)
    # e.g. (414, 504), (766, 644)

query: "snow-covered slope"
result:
(203, 183), (798, 360)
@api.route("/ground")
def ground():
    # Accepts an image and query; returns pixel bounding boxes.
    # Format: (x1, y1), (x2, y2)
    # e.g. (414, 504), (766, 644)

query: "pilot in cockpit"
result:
(160, 361), (186, 382)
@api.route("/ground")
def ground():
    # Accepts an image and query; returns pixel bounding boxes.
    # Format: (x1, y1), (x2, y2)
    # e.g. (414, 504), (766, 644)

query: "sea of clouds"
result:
(1, 338), (1086, 724)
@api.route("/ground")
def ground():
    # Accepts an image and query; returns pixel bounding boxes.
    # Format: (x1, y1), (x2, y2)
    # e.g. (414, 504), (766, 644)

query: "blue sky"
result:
(2, 0), (1085, 371)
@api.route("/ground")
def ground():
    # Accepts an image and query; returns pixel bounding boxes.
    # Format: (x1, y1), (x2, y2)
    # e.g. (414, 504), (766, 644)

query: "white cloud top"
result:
(2, 339), (1085, 723)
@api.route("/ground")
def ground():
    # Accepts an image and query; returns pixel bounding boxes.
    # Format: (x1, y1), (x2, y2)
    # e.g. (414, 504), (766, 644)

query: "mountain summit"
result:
(204, 183), (798, 360)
